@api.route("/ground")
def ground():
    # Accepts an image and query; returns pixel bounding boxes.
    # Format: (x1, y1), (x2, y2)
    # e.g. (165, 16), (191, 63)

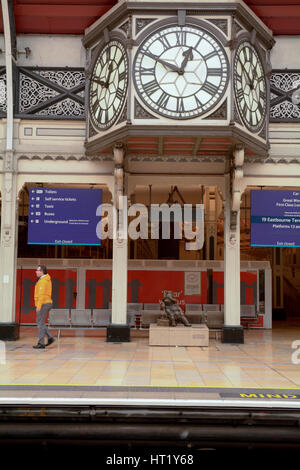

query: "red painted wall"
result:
(85, 269), (207, 309)
(17, 269), (77, 323)
(17, 268), (258, 324)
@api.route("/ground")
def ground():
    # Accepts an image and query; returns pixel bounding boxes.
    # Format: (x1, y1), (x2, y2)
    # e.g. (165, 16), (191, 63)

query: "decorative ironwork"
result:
(0, 70), (7, 114)
(89, 120), (98, 138)
(116, 102), (128, 125)
(134, 98), (158, 119)
(258, 124), (267, 140)
(38, 98), (84, 117)
(19, 73), (59, 112)
(233, 102), (243, 126)
(203, 100), (227, 120)
(135, 18), (156, 35)
(119, 20), (129, 36)
(207, 18), (228, 36)
(233, 21), (244, 36)
(3, 65), (299, 124)
(270, 101), (300, 120)
(270, 71), (300, 92)
(34, 70), (85, 89)
(270, 70), (300, 122)
(17, 67), (85, 119)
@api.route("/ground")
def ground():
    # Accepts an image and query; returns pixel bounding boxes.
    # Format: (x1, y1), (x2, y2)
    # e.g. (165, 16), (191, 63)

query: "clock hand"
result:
(242, 65), (253, 87)
(242, 64), (256, 90)
(143, 51), (180, 73)
(105, 62), (114, 87)
(92, 77), (107, 87)
(251, 85), (259, 104)
(179, 47), (194, 74)
(250, 67), (260, 89)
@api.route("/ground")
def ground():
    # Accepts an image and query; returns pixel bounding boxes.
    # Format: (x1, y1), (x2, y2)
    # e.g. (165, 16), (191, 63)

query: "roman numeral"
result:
(117, 56), (124, 67)
(102, 49), (109, 64)
(157, 91), (169, 108)
(175, 30), (187, 46)
(144, 80), (160, 95)
(203, 51), (217, 61)
(91, 89), (98, 99)
(116, 88), (123, 100)
(195, 94), (203, 109)
(251, 112), (257, 126)
(248, 47), (253, 62)
(258, 102), (264, 114)
(176, 97), (185, 113)
(237, 88), (244, 101)
(241, 48), (247, 64)
(260, 88), (266, 99)
(92, 101), (99, 114)
(109, 46), (117, 61)
(158, 35), (171, 49)
(236, 73), (242, 84)
(207, 68), (222, 77)
(194, 37), (203, 50)
(119, 71), (126, 81)
(102, 109), (109, 123)
(140, 66), (156, 76)
(202, 81), (218, 96)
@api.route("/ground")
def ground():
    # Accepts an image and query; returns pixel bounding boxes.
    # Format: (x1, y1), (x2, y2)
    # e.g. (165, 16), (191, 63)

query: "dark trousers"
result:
(36, 302), (53, 345)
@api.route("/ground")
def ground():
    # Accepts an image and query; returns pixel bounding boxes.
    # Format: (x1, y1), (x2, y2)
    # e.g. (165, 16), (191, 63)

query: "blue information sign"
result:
(28, 188), (102, 245)
(251, 190), (300, 247)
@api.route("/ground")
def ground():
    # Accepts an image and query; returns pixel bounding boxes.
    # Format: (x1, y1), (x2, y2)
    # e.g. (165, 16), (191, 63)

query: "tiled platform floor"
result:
(1, 322), (300, 404)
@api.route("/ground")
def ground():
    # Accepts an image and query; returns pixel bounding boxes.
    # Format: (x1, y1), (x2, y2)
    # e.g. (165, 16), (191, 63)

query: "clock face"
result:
(89, 39), (128, 130)
(133, 24), (228, 119)
(233, 42), (267, 132)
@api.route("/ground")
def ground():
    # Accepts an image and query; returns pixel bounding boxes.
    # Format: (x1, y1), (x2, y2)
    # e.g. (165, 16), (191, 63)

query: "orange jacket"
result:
(34, 274), (53, 310)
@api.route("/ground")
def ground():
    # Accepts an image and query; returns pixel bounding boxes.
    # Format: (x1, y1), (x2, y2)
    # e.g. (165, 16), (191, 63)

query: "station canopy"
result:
(0, 0), (300, 35)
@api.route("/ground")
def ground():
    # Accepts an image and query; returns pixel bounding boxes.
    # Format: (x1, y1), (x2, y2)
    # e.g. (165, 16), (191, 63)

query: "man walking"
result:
(33, 265), (55, 349)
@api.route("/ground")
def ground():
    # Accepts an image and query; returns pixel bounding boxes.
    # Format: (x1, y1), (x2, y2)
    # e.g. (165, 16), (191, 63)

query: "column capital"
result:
(231, 145), (246, 225)
(3, 150), (16, 173)
(113, 142), (126, 166)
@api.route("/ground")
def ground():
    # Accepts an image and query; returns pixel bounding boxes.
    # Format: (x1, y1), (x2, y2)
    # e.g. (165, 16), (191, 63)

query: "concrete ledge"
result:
(0, 323), (20, 341)
(106, 324), (130, 343)
(149, 324), (209, 347)
(222, 325), (244, 344)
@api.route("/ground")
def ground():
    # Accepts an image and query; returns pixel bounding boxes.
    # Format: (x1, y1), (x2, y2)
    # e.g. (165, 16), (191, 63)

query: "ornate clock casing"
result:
(89, 38), (128, 131)
(133, 24), (229, 120)
(233, 40), (267, 133)
(84, 2), (274, 155)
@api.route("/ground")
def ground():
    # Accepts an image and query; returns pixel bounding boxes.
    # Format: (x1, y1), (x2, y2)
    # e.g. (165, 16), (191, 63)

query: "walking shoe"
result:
(33, 343), (45, 349)
(46, 337), (55, 347)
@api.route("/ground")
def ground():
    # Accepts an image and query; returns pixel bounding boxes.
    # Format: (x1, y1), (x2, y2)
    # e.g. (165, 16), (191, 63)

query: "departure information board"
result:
(28, 188), (102, 245)
(251, 190), (300, 247)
